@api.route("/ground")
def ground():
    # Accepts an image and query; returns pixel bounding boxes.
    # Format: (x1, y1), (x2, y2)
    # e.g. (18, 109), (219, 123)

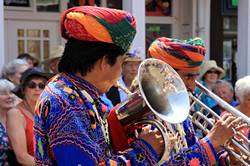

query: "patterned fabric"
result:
(34, 73), (159, 165)
(0, 122), (9, 166)
(61, 6), (136, 53)
(163, 118), (218, 166)
(148, 37), (205, 71)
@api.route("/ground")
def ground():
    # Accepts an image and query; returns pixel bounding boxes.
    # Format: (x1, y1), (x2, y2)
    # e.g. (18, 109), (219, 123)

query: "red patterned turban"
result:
(148, 37), (205, 71)
(60, 6), (136, 53)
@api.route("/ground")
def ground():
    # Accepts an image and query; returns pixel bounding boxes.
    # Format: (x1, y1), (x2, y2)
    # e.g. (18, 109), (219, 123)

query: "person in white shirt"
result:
(106, 51), (142, 105)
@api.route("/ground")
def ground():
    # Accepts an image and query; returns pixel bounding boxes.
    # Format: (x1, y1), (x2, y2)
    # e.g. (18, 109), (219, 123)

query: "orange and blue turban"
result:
(60, 6), (136, 53)
(148, 37), (205, 71)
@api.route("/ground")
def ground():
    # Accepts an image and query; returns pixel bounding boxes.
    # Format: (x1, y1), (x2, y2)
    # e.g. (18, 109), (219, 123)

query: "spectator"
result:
(1, 59), (29, 87)
(212, 80), (238, 115)
(219, 76), (250, 165)
(235, 75), (250, 117)
(106, 50), (142, 105)
(0, 79), (15, 165)
(195, 60), (225, 109)
(7, 68), (49, 166)
(17, 53), (39, 67)
(43, 45), (64, 74)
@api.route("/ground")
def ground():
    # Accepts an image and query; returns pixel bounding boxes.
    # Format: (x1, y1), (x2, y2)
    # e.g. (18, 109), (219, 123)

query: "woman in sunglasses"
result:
(197, 60), (225, 109)
(6, 68), (49, 166)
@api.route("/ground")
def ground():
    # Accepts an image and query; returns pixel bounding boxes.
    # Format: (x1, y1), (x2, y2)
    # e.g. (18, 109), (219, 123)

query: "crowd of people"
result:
(0, 5), (249, 166)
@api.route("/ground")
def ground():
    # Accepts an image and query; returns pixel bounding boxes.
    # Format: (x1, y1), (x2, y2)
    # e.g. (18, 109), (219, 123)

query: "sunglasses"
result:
(185, 73), (200, 80)
(27, 81), (46, 89)
(207, 70), (220, 74)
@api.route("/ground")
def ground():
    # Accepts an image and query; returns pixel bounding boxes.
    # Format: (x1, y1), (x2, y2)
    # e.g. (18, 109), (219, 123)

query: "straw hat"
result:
(124, 48), (143, 62)
(43, 45), (64, 64)
(199, 60), (225, 80)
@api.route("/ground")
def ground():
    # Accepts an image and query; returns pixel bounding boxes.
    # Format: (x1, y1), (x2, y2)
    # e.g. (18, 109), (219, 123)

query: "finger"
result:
(221, 113), (233, 121)
(155, 134), (163, 139)
(209, 118), (215, 124)
(142, 125), (151, 132)
(228, 117), (242, 128)
(235, 123), (247, 130)
(222, 116), (236, 126)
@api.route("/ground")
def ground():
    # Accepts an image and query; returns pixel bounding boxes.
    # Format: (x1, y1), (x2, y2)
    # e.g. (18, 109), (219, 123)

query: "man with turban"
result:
(34, 6), (163, 165)
(148, 37), (240, 165)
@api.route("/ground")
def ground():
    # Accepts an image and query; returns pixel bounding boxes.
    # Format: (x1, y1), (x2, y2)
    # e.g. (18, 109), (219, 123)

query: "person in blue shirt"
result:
(196, 60), (225, 109)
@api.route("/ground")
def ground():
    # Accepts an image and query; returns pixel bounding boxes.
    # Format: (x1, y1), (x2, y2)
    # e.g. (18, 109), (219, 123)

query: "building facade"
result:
(0, 0), (249, 81)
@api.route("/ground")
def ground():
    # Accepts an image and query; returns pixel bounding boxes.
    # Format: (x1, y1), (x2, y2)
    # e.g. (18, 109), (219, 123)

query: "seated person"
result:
(212, 80), (238, 116)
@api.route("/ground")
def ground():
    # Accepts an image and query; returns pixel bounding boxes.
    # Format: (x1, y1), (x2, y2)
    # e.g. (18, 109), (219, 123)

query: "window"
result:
(36, 0), (60, 12)
(17, 28), (50, 63)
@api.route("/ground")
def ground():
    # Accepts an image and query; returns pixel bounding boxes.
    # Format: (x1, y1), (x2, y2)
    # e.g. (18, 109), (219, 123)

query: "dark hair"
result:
(18, 53), (39, 67)
(58, 39), (124, 76)
(17, 53), (32, 59)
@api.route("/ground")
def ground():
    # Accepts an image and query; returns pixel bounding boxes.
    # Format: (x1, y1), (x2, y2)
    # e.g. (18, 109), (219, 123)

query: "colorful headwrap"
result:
(60, 6), (136, 53)
(148, 37), (205, 71)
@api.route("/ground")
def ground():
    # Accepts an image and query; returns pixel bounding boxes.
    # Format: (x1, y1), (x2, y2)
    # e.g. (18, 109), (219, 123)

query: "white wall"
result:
(123, 0), (145, 59)
(192, 0), (211, 59)
(237, 0), (250, 77)
(0, 2), (4, 71)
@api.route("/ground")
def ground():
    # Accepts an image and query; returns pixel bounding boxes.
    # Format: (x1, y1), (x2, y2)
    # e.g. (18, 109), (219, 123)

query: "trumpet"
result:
(107, 58), (190, 165)
(190, 81), (250, 165)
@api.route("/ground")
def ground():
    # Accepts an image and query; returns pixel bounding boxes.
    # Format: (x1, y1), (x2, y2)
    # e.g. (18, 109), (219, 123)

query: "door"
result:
(4, 20), (60, 64)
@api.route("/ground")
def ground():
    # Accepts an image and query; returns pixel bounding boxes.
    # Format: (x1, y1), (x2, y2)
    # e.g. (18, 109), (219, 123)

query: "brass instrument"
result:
(108, 58), (190, 165)
(190, 81), (250, 165)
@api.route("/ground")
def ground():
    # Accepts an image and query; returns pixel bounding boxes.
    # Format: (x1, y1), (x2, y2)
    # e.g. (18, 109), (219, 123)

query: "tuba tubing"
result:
(195, 80), (250, 124)
(191, 81), (250, 165)
(107, 58), (191, 165)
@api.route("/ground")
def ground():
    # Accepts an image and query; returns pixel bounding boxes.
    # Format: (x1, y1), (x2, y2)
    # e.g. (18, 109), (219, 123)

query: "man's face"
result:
(101, 55), (126, 93)
(122, 61), (141, 81)
(213, 84), (234, 103)
(177, 68), (200, 92)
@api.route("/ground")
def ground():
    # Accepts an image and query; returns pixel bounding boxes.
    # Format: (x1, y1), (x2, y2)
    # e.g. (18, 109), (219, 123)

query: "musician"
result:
(148, 37), (240, 165)
(34, 6), (163, 165)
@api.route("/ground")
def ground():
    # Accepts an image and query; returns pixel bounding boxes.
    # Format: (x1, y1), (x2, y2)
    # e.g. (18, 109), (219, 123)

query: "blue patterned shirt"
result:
(34, 73), (159, 165)
(0, 122), (9, 166)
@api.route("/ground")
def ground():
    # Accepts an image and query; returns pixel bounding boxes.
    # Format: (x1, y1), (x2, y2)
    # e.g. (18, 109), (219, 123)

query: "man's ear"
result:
(99, 56), (109, 71)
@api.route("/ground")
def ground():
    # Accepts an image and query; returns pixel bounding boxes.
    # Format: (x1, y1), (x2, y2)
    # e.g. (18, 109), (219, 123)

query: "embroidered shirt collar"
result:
(62, 72), (100, 99)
